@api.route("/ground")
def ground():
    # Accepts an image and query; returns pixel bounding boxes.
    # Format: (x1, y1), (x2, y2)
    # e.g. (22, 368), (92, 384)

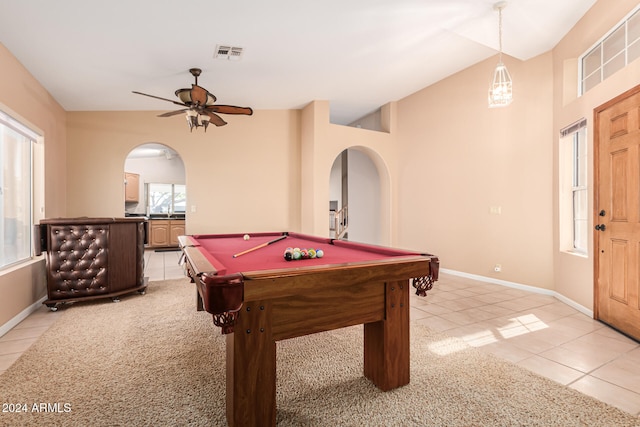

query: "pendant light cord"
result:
(498, 6), (503, 62)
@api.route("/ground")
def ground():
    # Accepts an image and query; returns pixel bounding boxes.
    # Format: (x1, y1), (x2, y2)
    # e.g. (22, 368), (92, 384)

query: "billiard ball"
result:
(293, 251), (302, 260)
(308, 248), (316, 258)
(284, 251), (293, 261)
(315, 249), (324, 258)
(243, 234), (250, 240)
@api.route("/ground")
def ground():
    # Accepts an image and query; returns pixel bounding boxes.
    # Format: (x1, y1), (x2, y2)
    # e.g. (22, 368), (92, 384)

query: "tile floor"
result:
(1, 250), (639, 417)
(411, 273), (640, 416)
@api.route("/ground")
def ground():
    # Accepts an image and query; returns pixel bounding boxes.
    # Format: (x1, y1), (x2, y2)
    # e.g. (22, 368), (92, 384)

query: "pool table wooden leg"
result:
(226, 300), (276, 427)
(363, 280), (410, 391)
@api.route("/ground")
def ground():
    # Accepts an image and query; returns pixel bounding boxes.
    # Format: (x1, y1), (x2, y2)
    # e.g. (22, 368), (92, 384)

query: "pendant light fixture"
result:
(488, 1), (513, 108)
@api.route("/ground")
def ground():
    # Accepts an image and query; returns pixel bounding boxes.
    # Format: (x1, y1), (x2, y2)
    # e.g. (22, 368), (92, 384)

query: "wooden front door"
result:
(594, 85), (640, 341)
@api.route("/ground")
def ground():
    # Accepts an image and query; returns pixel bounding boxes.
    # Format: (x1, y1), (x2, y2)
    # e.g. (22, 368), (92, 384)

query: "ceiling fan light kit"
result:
(185, 109), (210, 132)
(488, 1), (513, 108)
(132, 68), (253, 132)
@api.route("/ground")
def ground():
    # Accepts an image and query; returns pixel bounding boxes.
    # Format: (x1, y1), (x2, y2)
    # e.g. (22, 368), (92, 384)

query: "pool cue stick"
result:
(233, 235), (287, 258)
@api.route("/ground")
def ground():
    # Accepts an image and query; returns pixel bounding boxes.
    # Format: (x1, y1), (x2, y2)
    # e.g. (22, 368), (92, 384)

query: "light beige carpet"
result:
(0, 279), (638, 426)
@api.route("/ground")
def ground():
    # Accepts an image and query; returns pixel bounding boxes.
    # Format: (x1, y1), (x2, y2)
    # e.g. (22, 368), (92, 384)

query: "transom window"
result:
(580, 5), (640, 95)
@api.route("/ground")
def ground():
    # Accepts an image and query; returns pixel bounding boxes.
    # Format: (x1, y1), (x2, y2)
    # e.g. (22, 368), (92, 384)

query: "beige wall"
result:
(66, 101), (400, 242)
(392, 0), (640, 310)
(552, 0), (640, 309)
(396, 52), (555, 290)
(301, 101), (398, 245)
(0, 43), (67, 327)
(66, 109), (301, 235)
(0, 44), (68, 217)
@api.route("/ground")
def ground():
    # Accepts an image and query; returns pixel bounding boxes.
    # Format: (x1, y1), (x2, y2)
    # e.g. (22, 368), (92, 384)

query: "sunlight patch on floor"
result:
(461, 314), (550, 348)
(426, 336), (470, 356)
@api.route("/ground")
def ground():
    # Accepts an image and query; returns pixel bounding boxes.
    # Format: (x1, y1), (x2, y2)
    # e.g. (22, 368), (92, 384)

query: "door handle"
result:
(595, 224), (606, 231)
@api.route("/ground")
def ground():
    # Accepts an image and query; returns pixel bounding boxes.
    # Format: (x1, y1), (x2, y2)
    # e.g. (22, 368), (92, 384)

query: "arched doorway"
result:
(124, 143), (186, 248)
(124, 143), (185, 215)
(329, 148), (382, 245)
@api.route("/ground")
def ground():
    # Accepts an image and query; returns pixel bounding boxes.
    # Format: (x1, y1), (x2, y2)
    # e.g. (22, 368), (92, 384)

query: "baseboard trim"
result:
(440, 268), (593, 318)
(0, 296), (47, 338)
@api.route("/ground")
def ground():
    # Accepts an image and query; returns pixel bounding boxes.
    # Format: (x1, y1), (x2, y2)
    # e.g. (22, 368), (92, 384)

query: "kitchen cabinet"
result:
(170, 221), (185, 245)
(124, 172), (140, 203)
(149, 219), (185, 247)
(149, 220), (170, 247)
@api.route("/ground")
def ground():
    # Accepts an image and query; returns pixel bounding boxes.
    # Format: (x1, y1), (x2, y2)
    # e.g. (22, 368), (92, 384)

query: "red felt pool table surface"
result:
(183, 231), (423, 276)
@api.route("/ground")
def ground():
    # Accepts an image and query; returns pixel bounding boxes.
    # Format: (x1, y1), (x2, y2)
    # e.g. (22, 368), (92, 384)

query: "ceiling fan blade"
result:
(201, 111), (227, 127)
(158, 109), (188, 117)
(208, 105), (253, 116)
(132, 91), (187, 107)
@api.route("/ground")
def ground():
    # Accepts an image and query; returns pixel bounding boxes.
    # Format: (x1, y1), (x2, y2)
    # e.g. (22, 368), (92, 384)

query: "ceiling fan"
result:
(132, 68), (253, 131)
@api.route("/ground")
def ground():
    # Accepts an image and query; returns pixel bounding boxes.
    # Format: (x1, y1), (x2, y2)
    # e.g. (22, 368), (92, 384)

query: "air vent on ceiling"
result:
(214, 45), (244, 61)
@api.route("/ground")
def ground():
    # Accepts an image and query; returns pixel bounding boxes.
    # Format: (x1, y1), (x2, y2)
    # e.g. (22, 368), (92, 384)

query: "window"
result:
(580, 5), (640, 94)
(0, 110), (38, 268)
(147, 183), (186, 215)
(559, 119), (588, 254)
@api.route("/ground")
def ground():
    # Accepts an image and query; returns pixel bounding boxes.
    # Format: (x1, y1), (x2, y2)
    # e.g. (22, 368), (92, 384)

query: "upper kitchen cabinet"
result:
(124, 172), (140, 203)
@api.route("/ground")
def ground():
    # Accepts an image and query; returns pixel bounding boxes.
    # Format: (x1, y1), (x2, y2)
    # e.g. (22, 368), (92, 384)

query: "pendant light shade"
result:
(488, 2), (512, 108)
(488, 62), (512, 107)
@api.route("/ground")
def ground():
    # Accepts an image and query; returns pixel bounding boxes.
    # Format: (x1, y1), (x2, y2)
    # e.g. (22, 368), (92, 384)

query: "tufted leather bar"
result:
(36, 217), (147, 310)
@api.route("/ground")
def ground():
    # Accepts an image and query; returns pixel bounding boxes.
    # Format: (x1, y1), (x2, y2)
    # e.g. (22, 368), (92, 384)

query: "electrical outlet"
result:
(494, 264), (502, 272)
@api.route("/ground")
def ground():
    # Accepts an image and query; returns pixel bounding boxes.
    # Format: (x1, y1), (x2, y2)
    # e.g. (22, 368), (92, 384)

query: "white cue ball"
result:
(243, 234), (250, 240)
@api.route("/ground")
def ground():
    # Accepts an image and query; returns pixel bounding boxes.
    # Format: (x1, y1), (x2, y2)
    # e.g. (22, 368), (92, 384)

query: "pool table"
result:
(178, 232), (439, 427)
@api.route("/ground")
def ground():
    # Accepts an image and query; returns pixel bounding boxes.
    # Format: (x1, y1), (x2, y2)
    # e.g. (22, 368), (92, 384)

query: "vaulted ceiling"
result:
(0, 0), (596, 124)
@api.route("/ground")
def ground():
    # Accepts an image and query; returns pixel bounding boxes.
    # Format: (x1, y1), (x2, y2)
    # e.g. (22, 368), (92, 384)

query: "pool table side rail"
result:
(182, 246), (439, 290)
(241, 256), (435, 301)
